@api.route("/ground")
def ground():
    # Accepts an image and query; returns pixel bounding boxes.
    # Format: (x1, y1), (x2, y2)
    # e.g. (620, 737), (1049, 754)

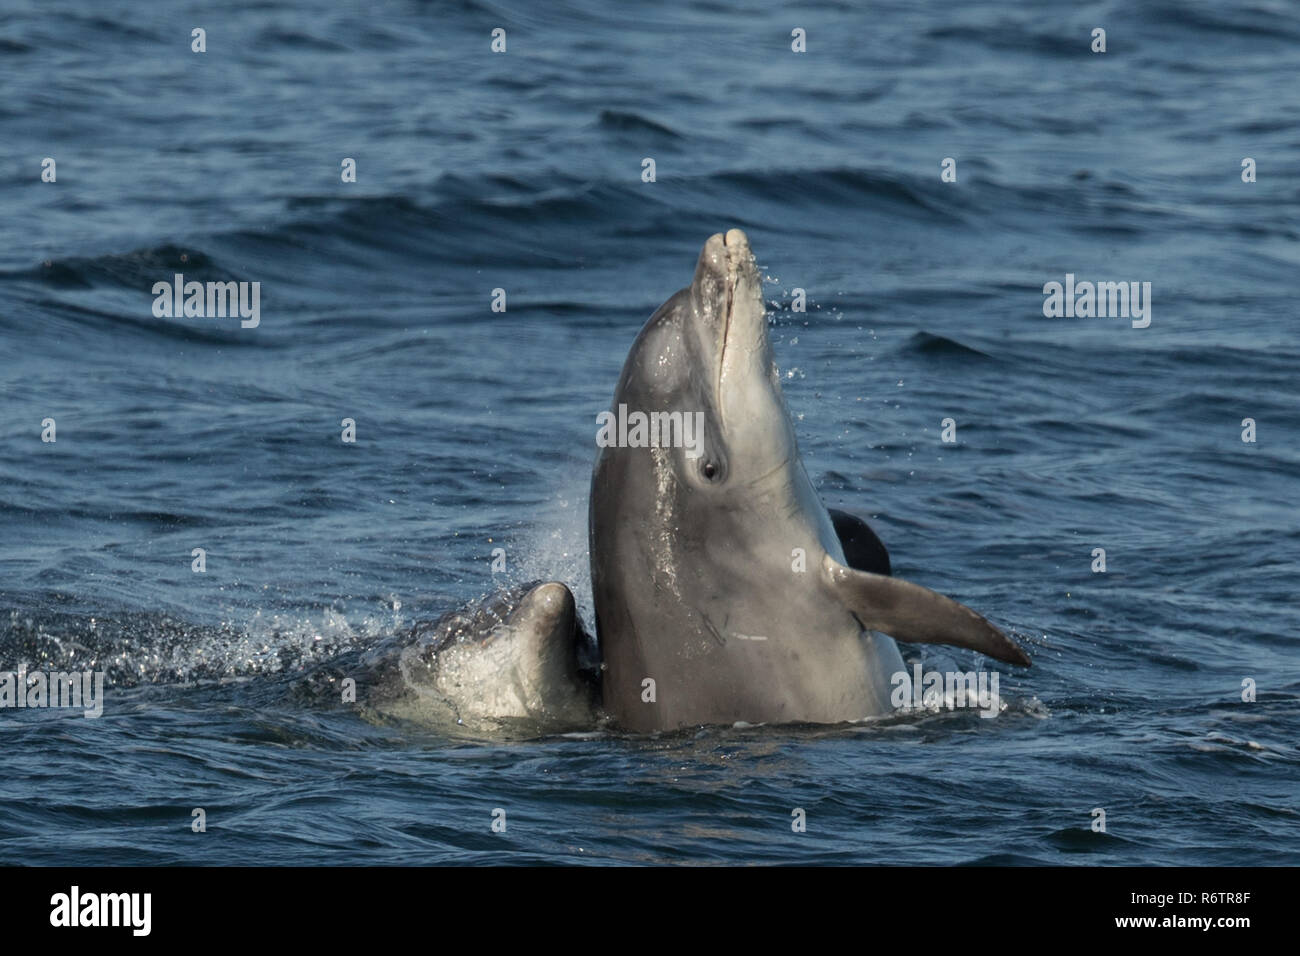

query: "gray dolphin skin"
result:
(305, 582), (598, 735)
(589, 229), (1030, 732)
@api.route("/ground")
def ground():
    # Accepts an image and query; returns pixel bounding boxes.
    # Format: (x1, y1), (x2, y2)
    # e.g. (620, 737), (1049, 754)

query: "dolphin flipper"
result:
(828, 508), (892, 576)
(821, 555), (1031, 666)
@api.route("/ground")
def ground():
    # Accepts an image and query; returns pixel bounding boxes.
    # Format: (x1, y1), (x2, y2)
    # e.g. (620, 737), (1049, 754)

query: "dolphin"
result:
(296, 582), (599, 735)
(589, 229), (1029, 732)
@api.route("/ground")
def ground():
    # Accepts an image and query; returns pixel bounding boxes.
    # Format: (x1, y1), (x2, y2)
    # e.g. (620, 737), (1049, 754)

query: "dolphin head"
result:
(613, 228), (798, 500)
(688, 229), (797, 485)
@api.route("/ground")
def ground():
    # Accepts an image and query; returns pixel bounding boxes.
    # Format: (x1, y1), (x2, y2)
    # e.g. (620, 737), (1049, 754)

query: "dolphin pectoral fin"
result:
(821, 555), (1031, 666)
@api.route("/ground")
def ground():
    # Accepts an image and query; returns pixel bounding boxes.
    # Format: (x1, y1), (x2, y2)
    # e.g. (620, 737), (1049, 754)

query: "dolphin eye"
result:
(701, 460), (719, 481)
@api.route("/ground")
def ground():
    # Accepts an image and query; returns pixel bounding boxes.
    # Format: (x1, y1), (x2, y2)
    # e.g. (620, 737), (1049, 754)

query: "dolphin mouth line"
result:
(716, 233), (737, 426)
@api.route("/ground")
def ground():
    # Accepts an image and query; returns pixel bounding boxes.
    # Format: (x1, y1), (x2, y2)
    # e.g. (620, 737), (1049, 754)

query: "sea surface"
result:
(1, 0), (1298, 865)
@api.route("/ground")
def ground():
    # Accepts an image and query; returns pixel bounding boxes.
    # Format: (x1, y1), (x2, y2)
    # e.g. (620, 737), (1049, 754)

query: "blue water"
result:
(2, 0), (1298, 864)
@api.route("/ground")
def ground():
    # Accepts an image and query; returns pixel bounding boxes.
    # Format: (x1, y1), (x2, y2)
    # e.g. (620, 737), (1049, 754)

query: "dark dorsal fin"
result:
(828, 508), (891, 577)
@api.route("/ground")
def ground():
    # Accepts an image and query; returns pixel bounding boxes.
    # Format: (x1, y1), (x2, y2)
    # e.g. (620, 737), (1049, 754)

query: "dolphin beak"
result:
(720, 228), (758, 329)
(692, 230), (758, 323)
(719, 230), (767, 386)
(682, 229), (775, 443)
(690, 229), (765, 385)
